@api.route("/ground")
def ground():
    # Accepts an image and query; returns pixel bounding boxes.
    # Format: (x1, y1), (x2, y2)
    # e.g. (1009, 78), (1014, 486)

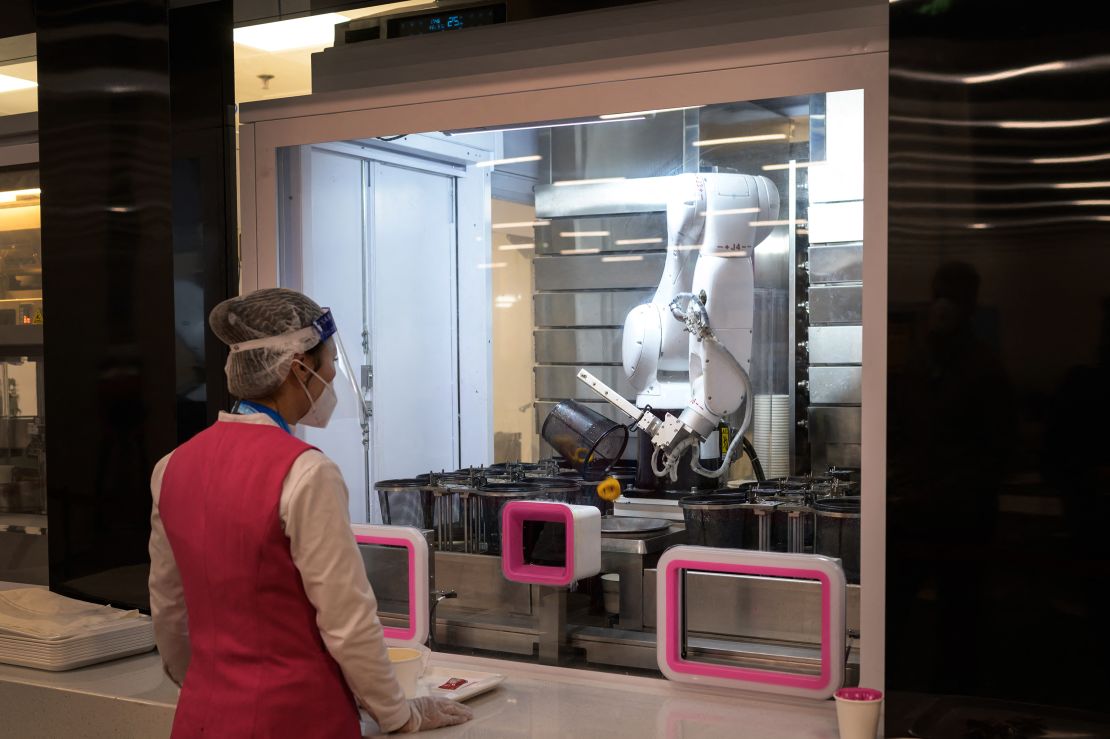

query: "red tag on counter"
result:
(438, 677), (468, 690)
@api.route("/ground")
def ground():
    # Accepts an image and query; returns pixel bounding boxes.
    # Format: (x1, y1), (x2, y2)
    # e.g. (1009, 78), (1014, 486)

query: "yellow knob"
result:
(596, 477), (622, 502)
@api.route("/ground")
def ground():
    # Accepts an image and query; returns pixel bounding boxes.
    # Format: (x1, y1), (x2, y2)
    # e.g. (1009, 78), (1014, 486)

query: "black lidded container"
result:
(813, 496), (861, 583)
(470, 481), (542, 555)
(678, 491), (750, 548)
(374, 478), (435, 529)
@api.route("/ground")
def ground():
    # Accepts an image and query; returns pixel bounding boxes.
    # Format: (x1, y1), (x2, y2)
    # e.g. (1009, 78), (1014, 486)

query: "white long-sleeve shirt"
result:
(148, 411), (413, 733)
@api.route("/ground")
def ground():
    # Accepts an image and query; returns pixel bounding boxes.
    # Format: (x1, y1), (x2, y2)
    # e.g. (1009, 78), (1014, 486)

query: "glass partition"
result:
(274, 89), (865, 676)
(0, 163), (45, 583)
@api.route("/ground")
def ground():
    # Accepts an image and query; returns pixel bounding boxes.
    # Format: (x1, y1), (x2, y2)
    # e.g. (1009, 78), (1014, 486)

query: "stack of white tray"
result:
(0, 588), (155, 671)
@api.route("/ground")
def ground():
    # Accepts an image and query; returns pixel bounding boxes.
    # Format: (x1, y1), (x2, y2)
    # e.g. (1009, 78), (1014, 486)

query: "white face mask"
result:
(294, 360), (337, 429)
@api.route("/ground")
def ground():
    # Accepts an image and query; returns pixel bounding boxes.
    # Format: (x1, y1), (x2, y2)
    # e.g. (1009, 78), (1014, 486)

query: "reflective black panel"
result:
(38, 0), (176, 611)
(887, 0), (1110, 725)
(39, 0), (236, 612)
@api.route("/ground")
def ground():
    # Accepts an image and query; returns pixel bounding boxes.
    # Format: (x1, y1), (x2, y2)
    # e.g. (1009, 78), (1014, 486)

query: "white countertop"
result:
(416, 652), (840, 738)
(0, 646), (840, 738)
(0, 649), (178, 706)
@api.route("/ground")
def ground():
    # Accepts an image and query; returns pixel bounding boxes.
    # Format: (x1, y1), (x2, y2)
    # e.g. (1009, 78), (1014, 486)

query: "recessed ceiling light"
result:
(0, 74), (36, 94)
(234, 14), (347, 52)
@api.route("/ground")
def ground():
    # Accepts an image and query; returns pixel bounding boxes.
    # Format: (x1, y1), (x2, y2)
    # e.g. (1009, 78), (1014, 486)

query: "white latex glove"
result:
(397, 696), (474, 733)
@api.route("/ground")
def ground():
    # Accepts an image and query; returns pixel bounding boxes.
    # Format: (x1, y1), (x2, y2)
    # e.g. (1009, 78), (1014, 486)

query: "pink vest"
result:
(159, 421), (361, 739)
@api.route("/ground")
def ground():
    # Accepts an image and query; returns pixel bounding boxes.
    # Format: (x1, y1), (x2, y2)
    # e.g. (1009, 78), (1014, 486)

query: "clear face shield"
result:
(307, 309), (368, 432)
(227, 308), (368, 432)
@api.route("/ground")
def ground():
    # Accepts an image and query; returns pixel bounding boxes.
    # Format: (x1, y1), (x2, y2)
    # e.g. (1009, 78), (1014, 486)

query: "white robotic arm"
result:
(622, 174), (706, 407)
(580, 172), (779, 479)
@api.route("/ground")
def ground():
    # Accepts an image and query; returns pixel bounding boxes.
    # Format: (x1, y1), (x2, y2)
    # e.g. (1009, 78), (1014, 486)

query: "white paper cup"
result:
(601, 573), (620, 614)
(388, 646), (430, 699)
(833, 687), (882, 739)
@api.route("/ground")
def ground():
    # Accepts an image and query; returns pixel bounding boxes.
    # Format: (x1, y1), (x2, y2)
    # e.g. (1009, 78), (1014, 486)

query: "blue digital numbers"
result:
(387, 3), (505, 38)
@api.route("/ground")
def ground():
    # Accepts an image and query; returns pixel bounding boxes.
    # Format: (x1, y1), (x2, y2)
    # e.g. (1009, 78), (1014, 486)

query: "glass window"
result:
(0, 164), (45, 576)
(274, 90), (864, 673)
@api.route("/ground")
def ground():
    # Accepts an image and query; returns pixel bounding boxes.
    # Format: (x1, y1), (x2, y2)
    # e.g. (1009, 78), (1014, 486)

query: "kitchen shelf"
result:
(0, 513), (46, 535)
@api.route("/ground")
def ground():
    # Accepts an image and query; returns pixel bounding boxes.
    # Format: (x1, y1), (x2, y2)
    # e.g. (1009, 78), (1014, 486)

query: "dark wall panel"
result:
(887, 0), (1110, 727)
(38, 0), (177, 610)
(39, 0), (237, 611)
(170, 0), (238, 437)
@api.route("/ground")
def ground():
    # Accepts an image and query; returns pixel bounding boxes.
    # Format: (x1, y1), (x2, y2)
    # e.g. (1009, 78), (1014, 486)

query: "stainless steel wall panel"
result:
(808, 406), (861, 444)
(809, 284), (862, 325)
(808, 326), (862, 365)
(822, 442), (861, 470)
(534, 254), (666, 291)
(535, 365), (634, 401)
(809, 410), (861, 471)
(534, 214), (667, 255)
(808, 367), (862, 404)
(549, 112), (686, 187)
(535, 177), (675, 217)
(642, 571), (861, 642)
(534, 328), (623, 363)
(808, 243), (862, 284)
(433, 552), (533, 616)
(534, 291), (649, 328)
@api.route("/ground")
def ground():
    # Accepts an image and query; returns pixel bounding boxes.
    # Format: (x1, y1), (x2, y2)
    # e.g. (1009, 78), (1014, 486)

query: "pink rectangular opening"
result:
(501, 501), (576, 586)
(664, 558), (833, 690)
(355, 534), (418, 642)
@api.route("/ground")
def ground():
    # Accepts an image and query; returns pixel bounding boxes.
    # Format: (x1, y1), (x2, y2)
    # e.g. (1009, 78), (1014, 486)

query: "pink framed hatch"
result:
(351, 524), (430, 648)
(501, 500), (601, 586)
(656, 546), (847, 700)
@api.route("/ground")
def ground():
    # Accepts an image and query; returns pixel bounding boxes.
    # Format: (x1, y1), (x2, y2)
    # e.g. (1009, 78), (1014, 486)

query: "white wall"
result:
(809, 89), (865, 231)
(296, 147), (373, 522)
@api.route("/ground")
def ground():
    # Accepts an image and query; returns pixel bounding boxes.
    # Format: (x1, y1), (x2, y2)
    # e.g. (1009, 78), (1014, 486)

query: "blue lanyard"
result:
(234, 400), (292, 434)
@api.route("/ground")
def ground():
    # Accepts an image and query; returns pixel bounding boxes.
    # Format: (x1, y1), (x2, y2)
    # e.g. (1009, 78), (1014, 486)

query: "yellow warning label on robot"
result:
(31, 309), (43, 325)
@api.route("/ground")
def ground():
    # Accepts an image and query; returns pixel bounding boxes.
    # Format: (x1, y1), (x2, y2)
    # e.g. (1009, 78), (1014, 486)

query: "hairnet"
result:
(209, 288), (327, 399)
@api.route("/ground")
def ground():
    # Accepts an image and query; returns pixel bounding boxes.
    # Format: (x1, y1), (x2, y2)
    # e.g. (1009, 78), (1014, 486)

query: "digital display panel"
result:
(387, 4), (507, 38)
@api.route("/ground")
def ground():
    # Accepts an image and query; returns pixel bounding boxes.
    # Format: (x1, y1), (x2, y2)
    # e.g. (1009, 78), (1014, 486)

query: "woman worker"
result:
(148, 288), (472, 737)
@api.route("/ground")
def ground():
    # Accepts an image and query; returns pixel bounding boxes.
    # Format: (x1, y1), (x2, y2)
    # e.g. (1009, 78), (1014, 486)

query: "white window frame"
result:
(237, 3), (888, 694)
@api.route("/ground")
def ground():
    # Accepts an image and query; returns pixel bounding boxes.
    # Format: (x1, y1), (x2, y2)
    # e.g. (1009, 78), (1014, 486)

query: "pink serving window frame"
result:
(354, 533), (419, 642)
(501, 501), (576, 586)
(664, 558), (834, 691)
